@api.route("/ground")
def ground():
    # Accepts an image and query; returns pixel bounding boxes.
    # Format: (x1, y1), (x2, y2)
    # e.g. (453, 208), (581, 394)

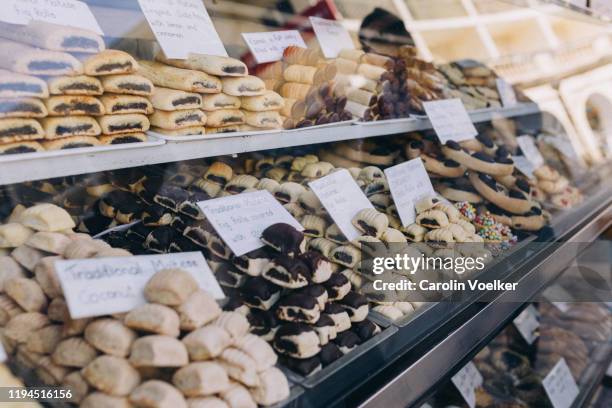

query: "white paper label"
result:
(552, 302), (570, 312)
(513, 305), (539, 344)
(423, 99), (478, 144)
(496, 78), (517, 108)
(56, 252), (223, 319)
(2, 0), (103, 35)
(513, 155), (535, 179)
(451, 362), (483, 408)
(309, 169), (374, 241)
(517, 135), (545, 169)
(0, 342), (6, 363)
(542, 358), (579, 408)
(137, 0), (227, 59)
(198, 190), (303, 257)
(385, 158), (435, 226)
(242, 30), (306, 64)
(309, 16), (355, 58)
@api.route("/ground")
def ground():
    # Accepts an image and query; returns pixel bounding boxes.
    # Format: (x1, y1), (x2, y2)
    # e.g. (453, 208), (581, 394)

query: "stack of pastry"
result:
(151, 53), (277, 134)
(0, 21), (152, 152)
(0, 204), (291, 407)
(259, 46), (353, 129)
(438, 60), (502, 110)
(532, 165), (582, 209)
(399, 51), (448, 114)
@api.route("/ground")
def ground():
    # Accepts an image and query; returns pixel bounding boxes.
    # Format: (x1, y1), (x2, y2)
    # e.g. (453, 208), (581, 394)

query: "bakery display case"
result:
(0, 1), (610, 408)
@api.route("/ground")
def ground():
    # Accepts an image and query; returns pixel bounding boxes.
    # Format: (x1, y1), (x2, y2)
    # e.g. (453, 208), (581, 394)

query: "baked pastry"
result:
(261, 223), (305, 256)
(330, 245), (361, 268)
(61, 371), (90, 403)
(0, 38), (82, 76)
(212, 312), (250, 340)
(5, 312), (49, 343)
(130, 381), (187, 407)
(442, 141), (513, 176)
(0, 223), (33, 248)
(241, 91), (284, 113)
(52, 337), (98, 367)
(100, 94), (153, 115)
(157, 53), (247, 77)
(277, 293), (320, 324)
(35, 355), (69, 385)
(176, 290), (221, 331)
(19, 204), (73, 233)
(244, 110), (282, 129)
(0, 97), (47, 118)
(182, 325), (231, 360)
(173, 361), (230, 397)
(33, 256), (63, 298)
(0, 69), (48, 98)
(416, 209), (449, 229)
(352, 209), (389, 238)
(0, 140), (43, 154)
(241, 277), (280, 310)
(84, 319), (136, 357)
(219, 382), (256, 408)
(99, 133), (147, 145)
(233, 333), (277, 372)
(100, 74), (154, 96)
(47, 75), (103, 96)
(150, 109), (206, 130)
(45, 95), (104, 116)
(0, 21), (103, 53)
(323, 303), (351, 332)
(124, 303), (180, 337)
(206, 109), (244, 127)
(5, 277), (47, 312)
(372, 305), (403, 320)
(98, 113), (150, 135)
(338, 292), (369, 322)
(201, 93), (241, 112)
(151, 126), (205, 137)
(41, 116), (101, 138)
(222, 76), (266, 96)
(322, 273), (352, 301)
(351, 319), (381, 342)
(262, 256), (310, 288)
(26, 231), (71, 254)
(469, 172), (533, 214)
(138, 60), (221, 93)
(219, 347), (259, 386)
(144, 268), (198, 306)
(129, 335), (189, 367)
(273, 323), (320, 359)
(251, 367), (290, 406)
(42, 135), (100, 150)
(79, 50), (137, 76)
(0, 118), (45, 143)
(150, 87), (202, 111)
(82, 355), (141, 396)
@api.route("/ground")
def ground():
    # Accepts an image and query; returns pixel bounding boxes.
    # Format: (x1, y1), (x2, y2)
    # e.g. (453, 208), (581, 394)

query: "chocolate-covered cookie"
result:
(276, 293), (320, 324)
(261, 223), (305, 256)
(241, 277), (281, 310)
(298, 251), (332, 283)
(262, 255), (311, 289)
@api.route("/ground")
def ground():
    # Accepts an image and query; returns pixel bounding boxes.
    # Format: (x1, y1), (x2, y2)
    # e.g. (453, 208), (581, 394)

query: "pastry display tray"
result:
(150, 129), (283, 142)
(283, 119), (358, 132)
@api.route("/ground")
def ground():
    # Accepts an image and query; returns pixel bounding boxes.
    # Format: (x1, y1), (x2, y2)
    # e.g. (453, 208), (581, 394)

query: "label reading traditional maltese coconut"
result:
(2, 0), (103, 34)
(423, 99), (478, 144)
(513, 304), (539, 344)
(138, 0), (227, 59)
(451, 362), (483, 408)
(309, 169), (374, 241)
(242, 30), (306, 64)
(516, 135), (545, 169)
(542, 358), (579, 408)
(385, 158), (435, 226)
(55, 252), (223, 319)
(198, 190), (303, 256)
(310, 16), (355, 58)
(496, 78), (517, 107)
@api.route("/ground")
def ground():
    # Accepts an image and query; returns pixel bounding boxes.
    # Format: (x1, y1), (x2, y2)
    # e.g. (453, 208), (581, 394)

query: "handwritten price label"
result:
(423, 99), (478, 144)
(385, 158), (435, 226)
(542, 358), (579, 408)
(310, 16), (355, 58)
(2, 0), (103, 34)
(242, 30), (306, 64)
(451, 362), (483, 408)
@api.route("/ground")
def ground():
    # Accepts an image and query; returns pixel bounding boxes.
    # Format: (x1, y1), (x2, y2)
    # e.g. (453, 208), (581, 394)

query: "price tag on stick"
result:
(385, 158), (435, 226)
(2, 0), (103, 34)
(513, 305), (540, 344)
(242, 30), (306, 64)
(309, 169), (374, 241)
(516, 135), (545, 169)
(138, 0), (227, 59)
(310, 16), (355, 58)
(198, 190), (303, 257)
(423, 99), (478, 144)
(542, 358), (579, 408)
(451, 362), (483, 408)
(56, 252), (223, 319)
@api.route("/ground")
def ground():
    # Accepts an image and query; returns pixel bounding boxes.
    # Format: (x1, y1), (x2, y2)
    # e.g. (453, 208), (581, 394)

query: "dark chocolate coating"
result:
(351, 320), (379, 342)
(319, 343), (344, 366)
(261, 223), (304, 255)
(339, 291), (368, 308)
(334, 331), (360, 348)
(242, 277), (281, 302)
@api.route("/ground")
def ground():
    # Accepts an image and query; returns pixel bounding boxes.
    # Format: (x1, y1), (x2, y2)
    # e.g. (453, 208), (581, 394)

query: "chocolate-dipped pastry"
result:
(98, 190), (135, 218)
(338, 292), (369, 322)
(183, 223), (209, 248)
(296, 284), (328, 311)
(319, 342), (344, 367)
(77, 208), (115, 235)
(126, 223), (152, 241)
(170, 215), (186, 234)
(273, 323), (320, 359)
(153, 185), (189, 212)
(208, 234), (231, 260)
(311, 314), (337, 346)
(298, 251), (332, 283)
(177, 190), (207, 220)
(261, 223), (305, 256)
(334, 331), (360, 354)
(262, 256), (311, 289)
(276, 293), (320, 324)
(142, 204), (173, 227)
(351, 319), (381, 342)
(232, 247), (272, 276)
(247, 309), (278, 341)
(281, 355), (321, 376)
(241, 277), (281, 310)
(144, 226), (175, 253)
(134, 176), (163, 205)
(323, 303), (351, 333)
(216, 264), (247, 288)
(323, 273), (351, 301)
(115, 200), (142, 224)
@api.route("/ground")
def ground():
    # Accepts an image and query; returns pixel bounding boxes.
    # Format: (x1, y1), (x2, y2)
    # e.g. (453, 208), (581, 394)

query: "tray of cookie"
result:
(0, 22), (167, 161)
